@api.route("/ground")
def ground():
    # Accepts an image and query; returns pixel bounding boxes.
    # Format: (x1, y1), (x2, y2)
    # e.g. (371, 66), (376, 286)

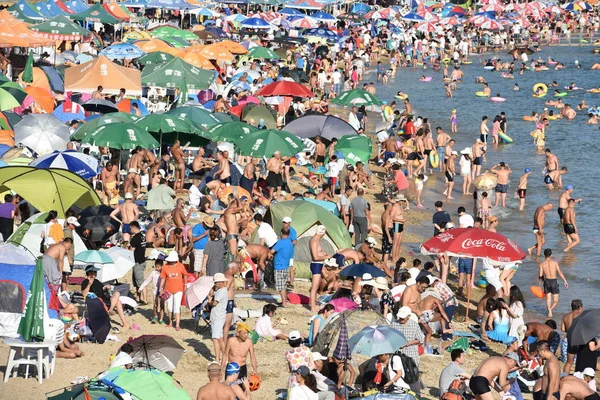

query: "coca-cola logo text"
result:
(461, 238), (506, 251)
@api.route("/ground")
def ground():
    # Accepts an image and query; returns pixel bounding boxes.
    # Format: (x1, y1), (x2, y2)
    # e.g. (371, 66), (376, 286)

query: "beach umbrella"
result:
(128, 335), (185, 372)
(17, 258), (46, 342)
(181, 52), (216, 70)
(204, 121), (258, 142)
(141, 58), (216, 90)
(339, 263), (386, 278)
(213, 112), (237, 123)
(331, 89), (382, 107)
(280, 7), (304, 15)
(0, 167), (100, 217)
(217, 40), (248, 55)
(339, 13), (365, 23)
(186, 276), (213, 310)
(22, 52), (34, 84)
(116, 99), (148, 116)
(332, 317), (351, 361)
(135, 113), (207, 146)
(241, 16), (271, 29)
(76, 204), (120, 243)
(566, 309), (600, 347)
(101, 367), (189, 399)
(52, 102), (86, 124)
(401, 11), (425, 22)
(74, 249), (113, 265)
(284, 114), (358, 142)
(137, 51), (175, 66)
(82, 99), (119, 114)
(151, 25), (198, 41)
(505, 3), (522, 11)
(241, 104), (277, 128)
(349, 325), (407, 356)
(481, 3), (503, 13)
(246, 46), (279, 60)
(100, 43), (145, 59)
(415, 21), (438, 33)
(439, 16), (461, 26)
(350, 3), (370, 14)
(477, 18), (503, 30)
(166, 105), (220, 128)
(302, 27), (338, 41)
(474, 172), (498, 190)
(81, 122), (159, 150)
(71, 112), (140, 140)
(23, 86), (55, 114)
(311, 11), (335, 22)
(98, 247), (135, 283)
(235, 129), (303, 157)
(544, 5), (564, 14)
(329, 298), (359, 312)
(290, 16), (318, 28)
(420, 228), (526, 265)
(256, 80), (313, 97)
(0, 82), (27, 111)
(30, 149), (98, 179)
(14, 114), (70, 155)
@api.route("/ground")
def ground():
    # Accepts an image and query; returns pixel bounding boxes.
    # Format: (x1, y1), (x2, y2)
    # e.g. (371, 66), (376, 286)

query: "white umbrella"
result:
(97, 247), (136, 283)
(14, 114), (70, 156)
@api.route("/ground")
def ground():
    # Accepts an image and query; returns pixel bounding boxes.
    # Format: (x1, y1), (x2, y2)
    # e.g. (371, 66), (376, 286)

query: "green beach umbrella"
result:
(204, 121), (258, 143)
(142, 58), (216, 90)
(178, 77), (188, 106)
(241, 104), (277, 129)
(213, 112), (237, 123)
(22, 52), (34, 84)
(334, 134), (372, 165)
(151, 26), (198, 41)
(137, 51), (176, 66)
(102, 367), (190, 400)
(331, 89), (382, 107)
(247, 46), (279, 60)
(71, 113), (140, 141)
(135, 113), (208, 146)
(81, 122), (159, 150)
(166, 105), (220, 128)
(0, 82), (27, 111)
(31, 15), (91, 39)
(235, 129), (304, 157)
(160, 36), (190, 48)
(17, 258), (46, 342)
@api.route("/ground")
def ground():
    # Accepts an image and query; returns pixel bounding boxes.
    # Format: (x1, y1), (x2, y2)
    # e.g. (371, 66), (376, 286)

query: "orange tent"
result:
(18, 67), (51, 92)
(196, 43), (235, 62)
(0, 10), (54, 47)
(24, 87), (55, 113)
(103, 1), (133, 21)
(64, 56), (142, 95)
(218, 40), (248, 55)
(181, 52), (215, 70)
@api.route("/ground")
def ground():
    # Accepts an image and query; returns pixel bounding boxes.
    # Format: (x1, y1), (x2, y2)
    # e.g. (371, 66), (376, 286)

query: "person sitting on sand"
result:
(109, 343), (134, 369)
(255, 303), (288, 341)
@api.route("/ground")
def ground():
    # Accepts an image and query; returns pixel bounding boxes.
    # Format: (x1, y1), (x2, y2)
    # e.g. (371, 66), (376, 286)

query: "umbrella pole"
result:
(465, 258), (477, 322)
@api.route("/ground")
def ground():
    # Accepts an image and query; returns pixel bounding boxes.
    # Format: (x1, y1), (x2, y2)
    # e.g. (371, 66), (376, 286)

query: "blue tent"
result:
(52, 103), (86, 123)
(36, 0), (67, 17)
(350, 3), (370, 14)
(120, 0), (149, 7)
(10, 0), (45, 21)
(0, 261), (58, 338)
(145, 0), (190, 9)
(40, 66), (65, 93)
(64, 0), (89, 13)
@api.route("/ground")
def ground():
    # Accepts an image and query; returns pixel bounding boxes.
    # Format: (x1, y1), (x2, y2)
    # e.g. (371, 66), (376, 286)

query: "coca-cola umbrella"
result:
(255, 80), (314, 98)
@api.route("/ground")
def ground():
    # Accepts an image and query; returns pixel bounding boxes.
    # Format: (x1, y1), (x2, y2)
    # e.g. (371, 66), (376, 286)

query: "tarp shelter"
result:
(64, 0), (89, 13)
(8, 0), (45, 24)
(142, 58), (216, 90)
(0, 10), (54, 47)
(31, 15), (92, 41)
(69, 3), (121, 24)
(256, 200), (352, 278)
(65, 56), (142, 96)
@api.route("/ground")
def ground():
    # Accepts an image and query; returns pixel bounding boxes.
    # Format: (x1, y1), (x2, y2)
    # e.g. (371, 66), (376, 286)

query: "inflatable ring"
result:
(554, 92), (568, 97)
(462, 61), (473, 65)
(395, 94), (408, 100)
(475, 91), (489, 97)
(547, 61), (557, 65)
(588, 89), (600, 93)
(443, 78), (451, 82)
(533, 83), (548, 97)
(442, 58), (451, 63)
(484, 65), (494, 70)
(589, 108), (600, 116)
(491, 97), (506, 102)
(420, 76), (432, 82)
(523, 116), (537, 121)
(547, 116), (558, 120)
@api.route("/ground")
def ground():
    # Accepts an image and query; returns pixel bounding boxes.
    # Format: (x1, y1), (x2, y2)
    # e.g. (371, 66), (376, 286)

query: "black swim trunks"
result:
(563, 223), (576, 234)
(495, 183), (508, 193)
(473, 156), (483, 166)
(584, 393), (600, 400)
(557, 207), (565, 220)
(518, 189), (527, 198)
(381, 229), (393, 255)
(316, 155), (325, 163)
(469, 376), (491, 395)
(544, 175), (554, 185)
(267, 171), (284, 188)
(445, 171), (454, 182)
(543, 278), (560, 295)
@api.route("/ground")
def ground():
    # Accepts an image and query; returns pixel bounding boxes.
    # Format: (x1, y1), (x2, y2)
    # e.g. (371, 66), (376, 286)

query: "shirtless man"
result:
(214, 151), (232, 185)
(127, 148), (144, 198)
(237, 243), (271, 287)
(558, 185), (582, 224)
(419, 290), (452, 346)
(123, 169), (137, 200)
(309, 225), (332, 313)
(482, 84), (491, 97)
(142, 148), (159, 183)
(170, 140), (185, 191)
(145, 216), (166, 248)
(472, 140), (485, 180)
(562, 300), (584, 374)
(43, 238), (73, 289)
(401, 276), (430, 319)
(383, 136), (399, 161)
(222, 262), (240, 345)
(315, 136), (326, 169)
(221, 322), (258, 379)
(539, 248), (568, 318)
(223, 198), (243, 256)
(196, 363), (236, 400)
(523, 321), (562, 355)
(390, 197), (406, 263)
(423, 130), (436, 174)
(444, 139), (456, 173)
(414, 131), (426, 177)
(436, 127), (451, 173)
(528, 203), (553, 257)
(545, 149), (559, 174)
(490, 162), (512, 207)
(213, 96), (229, 113)
(191, 147), (211, 174)
(266, 151), (285, 200)
(533, 341), (562, 400)
(110, 193), (139, 242)
(334, 248), (362, 267)
(469, 354), (518, 400)
(559, 375), (600, 400)
(545, 167), (567, 190)
(239, 158), (257, 195)
(563, 199), (580, 252)
(100, 161), (119, 207)
(92, 85), (104, 99)
(517, 168), (531, 211)
(444, 151), (457, 200)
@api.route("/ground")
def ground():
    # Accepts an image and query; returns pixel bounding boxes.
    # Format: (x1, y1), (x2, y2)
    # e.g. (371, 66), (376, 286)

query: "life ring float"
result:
(554, 92), (568, 97)
(547, 116), (558, 120)
(491, 97), (506, 102)
(420, 76), (432, 82)
(548, 61), (557, 65)
(588, 89), (600, 93)
(533, 83), (548, 97)
(476, 271), (488, 288)
(475, 92), (489, 97)
(443, 78), (451, 82)
(462, 61), (473, 65)
(484, 65), (494, 70)
(395, 92), (408, 100)
(416, 62), (424, 66)
(530, 286), (545, 299)
(499, 132), (513, 143)
(565, 86), (582, 91)
(442, 58), (451, 63)
(589, 108), (600, 116)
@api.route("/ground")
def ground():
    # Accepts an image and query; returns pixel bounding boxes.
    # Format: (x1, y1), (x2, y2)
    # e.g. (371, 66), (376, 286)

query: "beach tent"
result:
(0, 244), (58, 338)
(101, 367), (191, 400)
(142, 58), (216, 90)
(40, 66), (65, 93)
(31, 15), (92, 41)
(64, 0), (89, 13)
(65, 56), (142, 96)
(0, 10), (54, 47)
(8, 0), (45, 24)
(48, 381), (127, 400)
(69, 3), (121, 24)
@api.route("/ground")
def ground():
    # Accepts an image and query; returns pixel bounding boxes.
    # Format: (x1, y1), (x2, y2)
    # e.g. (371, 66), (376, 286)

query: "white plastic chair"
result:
(23, 319), (63, 377)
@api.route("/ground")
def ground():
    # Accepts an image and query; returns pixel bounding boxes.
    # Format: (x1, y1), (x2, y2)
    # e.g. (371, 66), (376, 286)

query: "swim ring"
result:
(523, 116), (537, 121)
(395, 93), (408, 100)
(442, 58), (451, 63)
(533, 83), (548, 97)
(475, 92), (489, 97)
(554, 92), (568, 97)
(416, 62), (424, 66)
(443, 78), (451, 82)
(491, 97), (506, 102)
(547, 116), (558, 120)
(589, 108), (600, 116)
(476, 271), (488, 289)
(548, 61), (557, 65)
(588, 89), (600, 93)
(484, 65), (494, 70)
(462, 61), (473, 65)
(565, 86), (582, 91)
(498, 132), (513, 143)
(420, 77), (432, 82)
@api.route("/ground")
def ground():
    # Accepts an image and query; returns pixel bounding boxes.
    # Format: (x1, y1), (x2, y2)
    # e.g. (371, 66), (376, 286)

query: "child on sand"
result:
(450, 109), (457, 133)
(415, 173), (427, 208)
(138, 259), (165, 324)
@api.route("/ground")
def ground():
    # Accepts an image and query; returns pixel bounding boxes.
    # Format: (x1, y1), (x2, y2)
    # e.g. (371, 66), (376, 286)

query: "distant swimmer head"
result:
(524, 168), (531, 173)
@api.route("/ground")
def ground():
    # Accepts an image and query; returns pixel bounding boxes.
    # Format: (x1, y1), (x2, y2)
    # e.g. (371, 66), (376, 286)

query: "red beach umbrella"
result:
(255, 80), (314, 98)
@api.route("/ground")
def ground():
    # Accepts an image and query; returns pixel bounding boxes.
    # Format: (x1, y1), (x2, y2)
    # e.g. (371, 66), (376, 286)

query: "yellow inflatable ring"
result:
(533, 83), (548, 97)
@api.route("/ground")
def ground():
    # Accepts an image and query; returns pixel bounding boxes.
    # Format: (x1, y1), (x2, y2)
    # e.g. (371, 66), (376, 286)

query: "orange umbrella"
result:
(197, 43), (235, 62)
(218, 186), (251, 203)
(0, 112), (14, 146)
(218, 40), (248, 55)
(24, 86), (55, 113)
(135, 39), (180, 56)
(181, 52), (216, 70)
(18, 67), (51, 92)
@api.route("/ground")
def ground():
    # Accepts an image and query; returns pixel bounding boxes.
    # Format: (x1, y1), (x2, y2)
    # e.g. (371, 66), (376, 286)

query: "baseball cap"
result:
(583, 367), (595, 377)
(289, 330), (301, 341)
(66, 216), (80, 227)
(316, 225), (326, 235)
(566, 185), (574, 190)
(312, 352), (327, 361)
(282, 216), (292, 223)
(124, 192), (133, 200)
(294, 365), (311, 377)
(505, 336), (518, 346)
(366, 237), (377, 246)
(213, 273), (227, 283)
(505, 352), (519, 364)
(397, 306), (412, 319)
(524, 168), (531, 173)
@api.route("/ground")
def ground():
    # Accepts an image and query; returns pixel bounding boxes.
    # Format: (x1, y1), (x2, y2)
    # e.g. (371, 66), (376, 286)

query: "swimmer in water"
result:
(514, 84), (520, 91)
(588, 113), (598, 124)
(577, 100), (588, 110)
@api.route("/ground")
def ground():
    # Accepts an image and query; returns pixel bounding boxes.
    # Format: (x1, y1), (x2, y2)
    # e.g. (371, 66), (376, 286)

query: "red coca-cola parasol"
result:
(420, 228), (526, 265)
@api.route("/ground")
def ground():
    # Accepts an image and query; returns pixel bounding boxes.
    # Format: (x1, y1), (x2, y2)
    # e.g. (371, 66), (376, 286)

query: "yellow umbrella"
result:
(474, 173), (497, 190)
(123, 30), (152, 41)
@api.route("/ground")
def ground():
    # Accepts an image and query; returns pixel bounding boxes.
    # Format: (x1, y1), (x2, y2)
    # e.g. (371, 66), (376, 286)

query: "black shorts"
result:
(226, 299), (235, 314)
(584, 394), (600, 400)
(558, 207), (565, 220)
(445, 171), (454, 182)
(518, 189), (527, 198)
(543, 278), (560, 295)
(469, 376), (491, 395)
(424, 149), (432, 156)
(544, 175), (554, 185)
(407, 152), (424, 161)
(382, 229), (393, 255)
(473, 156), (483, 166)
(221, 176), (232, 185)
(267, 171), (283, 188)
(495, 183), (508, 193)
(563, 224), (576, 234)
(316, 155), (325, 163)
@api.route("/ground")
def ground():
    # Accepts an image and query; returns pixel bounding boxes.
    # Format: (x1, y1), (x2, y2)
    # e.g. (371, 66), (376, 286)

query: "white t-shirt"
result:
(390, 284), (407, 302)
(326, 161), (340, 178)
(257, 222), (278, 248)
(189, 185), (202, 208)
(459, 214), (474, 228)
(289, 385), (319, 400)
(388, 355), (410, 390)
(110, 352), (133, 369)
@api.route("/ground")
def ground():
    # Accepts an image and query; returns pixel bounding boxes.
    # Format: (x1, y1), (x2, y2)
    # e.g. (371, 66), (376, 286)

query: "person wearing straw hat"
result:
(209, 273), (229, 364)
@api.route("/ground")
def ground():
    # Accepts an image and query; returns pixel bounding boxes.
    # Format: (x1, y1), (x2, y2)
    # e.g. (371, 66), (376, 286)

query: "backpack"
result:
(394, 352), (420, 384)
(441, 378), (469, 400)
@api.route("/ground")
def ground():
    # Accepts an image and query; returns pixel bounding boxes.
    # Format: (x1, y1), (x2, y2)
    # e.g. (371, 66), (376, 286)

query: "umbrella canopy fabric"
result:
(81, 122), (159, 150)
(129, 335), (185, 372)
(255, 80), (313, 97)
(284, 114), (358, 141)
(240, 17), (271, 29)
(235, 129), (303, 157)
(186, 276), (213, 310)
(420, 228), (526, 265)
(22, 86), (55, 114)
(30, 150), (98, 179)
(331, 89), (382, 107)
(98, 247), (135, 282)
(14, 114), (70, 155)
(566, 309), (600, 347)
(339, 263), (386, 278)
(180, 52), (216, 70)
(137, 51), (176, 66)
(135, 113), (207, 146)
(100, 43), (145, 59)
(102, 367), (189, 400)
(348, 325), (407, 356)
(302, 27), (338, 41)
(241, 104), (277, 128)
(69, 3), (120, 24)
(474, 172), (498, 190)
(22, 52), (34, 84)
(76, 204), (120, 243)
(195, 43), (235, 62)
(74, 249), (113, 265)
(151, 25), (198, 41)
(247, 46), (279, 59)
(31, 15), (91, 41)
(17, 258), (46, 341)
(0, 82), (27, 111)
(334, 135), (372, 165)
(332, 316), (351, 360)
(52, 102), (86, 124)
(72, 112), (140, 140)
(82, 99), (119, 114)
(204, 121), (258, 142)
(64, 56), (142, 96)
(166, 105), (220, 128)
(142, 58), (215, 90)
(0, 167), (100, 217)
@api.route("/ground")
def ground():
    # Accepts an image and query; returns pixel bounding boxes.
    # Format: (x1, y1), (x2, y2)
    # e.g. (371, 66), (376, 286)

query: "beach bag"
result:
(442, 378), (469, 400)
(160, 291), (172, 301)
(394, 352), (419, 384)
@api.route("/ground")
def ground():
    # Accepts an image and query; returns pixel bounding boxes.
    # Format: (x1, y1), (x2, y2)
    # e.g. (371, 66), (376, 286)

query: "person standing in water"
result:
(563, 199), (580, 252)
(517, 168), (531, 211)
(538, 248), (568, 318)
(528, 203), (553, 257)
(490, 162), (512, 208)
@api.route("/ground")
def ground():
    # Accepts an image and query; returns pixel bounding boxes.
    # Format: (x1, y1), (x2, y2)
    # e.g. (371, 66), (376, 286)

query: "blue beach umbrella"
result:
(402, 12), (425, 21)
(311, 11), (335, 22)
(349, 325), (407, 357)
(280, 7), (304, 16)
(30, 150), (99, 179)
(241, 17), (271, 29)
(52, 102), (86, 123)
(100, 43), (145, 60)
(303, 27), (338, 41)
(350, 3), (371, 14)
(203, 26), (229, 39)
(338, 263), (387, 278)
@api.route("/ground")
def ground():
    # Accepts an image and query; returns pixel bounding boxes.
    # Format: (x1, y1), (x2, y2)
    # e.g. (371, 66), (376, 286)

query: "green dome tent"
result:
(255, 200), (352, 278)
